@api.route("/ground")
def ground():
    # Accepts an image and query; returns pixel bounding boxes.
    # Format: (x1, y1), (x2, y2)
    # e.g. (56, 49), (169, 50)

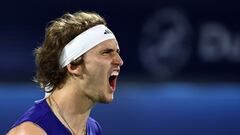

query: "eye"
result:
(101, 51), (110, 55)
(101, 48), (114, 55)
(103, 50), (111, 54)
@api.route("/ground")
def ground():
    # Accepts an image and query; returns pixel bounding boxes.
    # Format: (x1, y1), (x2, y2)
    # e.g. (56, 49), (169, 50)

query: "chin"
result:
(99, 95), (114, 104)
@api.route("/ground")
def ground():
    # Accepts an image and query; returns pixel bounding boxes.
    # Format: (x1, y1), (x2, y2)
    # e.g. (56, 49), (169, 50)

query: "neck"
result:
(47, 81), (95, 135)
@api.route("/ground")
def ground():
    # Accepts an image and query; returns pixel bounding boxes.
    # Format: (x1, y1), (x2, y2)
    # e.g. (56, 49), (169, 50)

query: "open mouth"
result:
(108, 71), (119, 91)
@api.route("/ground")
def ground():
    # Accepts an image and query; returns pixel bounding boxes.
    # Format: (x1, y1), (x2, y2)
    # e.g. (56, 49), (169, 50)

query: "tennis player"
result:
(7, 11), (123, 135)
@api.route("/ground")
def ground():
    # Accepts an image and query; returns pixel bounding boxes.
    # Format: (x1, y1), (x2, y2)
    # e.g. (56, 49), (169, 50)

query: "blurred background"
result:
(1, 0), (240, 134)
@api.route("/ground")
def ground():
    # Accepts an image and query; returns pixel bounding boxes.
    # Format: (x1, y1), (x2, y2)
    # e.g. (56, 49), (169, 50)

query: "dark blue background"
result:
(0, 0), (240, 81)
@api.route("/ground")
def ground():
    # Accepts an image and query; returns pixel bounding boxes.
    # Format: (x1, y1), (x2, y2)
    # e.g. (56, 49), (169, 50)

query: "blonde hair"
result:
(34, 11), (106, 92)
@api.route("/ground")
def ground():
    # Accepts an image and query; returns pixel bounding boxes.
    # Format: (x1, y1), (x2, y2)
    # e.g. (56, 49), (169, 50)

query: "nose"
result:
(112, 52), (124, 66)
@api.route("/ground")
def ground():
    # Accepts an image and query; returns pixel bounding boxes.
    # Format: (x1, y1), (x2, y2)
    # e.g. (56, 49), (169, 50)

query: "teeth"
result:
(111, 71), (119, 76)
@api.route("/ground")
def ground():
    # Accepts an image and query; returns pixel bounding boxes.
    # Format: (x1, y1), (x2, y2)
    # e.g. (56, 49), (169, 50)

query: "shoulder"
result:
(7, 122), (47, 135)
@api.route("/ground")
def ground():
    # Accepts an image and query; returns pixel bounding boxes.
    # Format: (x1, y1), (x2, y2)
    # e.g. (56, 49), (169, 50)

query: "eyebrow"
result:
(101, 48), (120, 53)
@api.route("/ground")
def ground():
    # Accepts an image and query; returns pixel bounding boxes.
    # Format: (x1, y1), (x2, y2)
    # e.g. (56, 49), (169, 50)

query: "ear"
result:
(66, 64), (82, 76)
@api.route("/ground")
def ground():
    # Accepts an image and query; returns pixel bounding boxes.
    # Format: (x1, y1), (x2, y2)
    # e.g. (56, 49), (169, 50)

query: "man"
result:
(7, 11), (124, 135)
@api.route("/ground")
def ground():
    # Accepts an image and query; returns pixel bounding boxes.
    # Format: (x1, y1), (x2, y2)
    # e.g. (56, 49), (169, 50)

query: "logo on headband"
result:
(104, 29), (112, 34)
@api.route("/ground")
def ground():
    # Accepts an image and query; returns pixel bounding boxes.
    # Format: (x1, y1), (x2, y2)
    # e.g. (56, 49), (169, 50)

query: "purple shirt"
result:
(11, 99), (102, 135)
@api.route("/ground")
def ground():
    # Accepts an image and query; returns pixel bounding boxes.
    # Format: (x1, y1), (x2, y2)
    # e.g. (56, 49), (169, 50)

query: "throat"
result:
(47, 96), (89, 135)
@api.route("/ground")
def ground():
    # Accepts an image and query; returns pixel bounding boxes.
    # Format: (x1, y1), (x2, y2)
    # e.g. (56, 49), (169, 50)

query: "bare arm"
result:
(6, 122), (47, 135)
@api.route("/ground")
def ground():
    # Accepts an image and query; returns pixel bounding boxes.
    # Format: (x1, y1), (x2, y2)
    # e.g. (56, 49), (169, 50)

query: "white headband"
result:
(59, 24), (116, 67)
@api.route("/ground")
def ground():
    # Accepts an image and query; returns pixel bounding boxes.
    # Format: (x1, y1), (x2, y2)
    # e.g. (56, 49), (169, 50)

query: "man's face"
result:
(82, 39), (123, 103)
